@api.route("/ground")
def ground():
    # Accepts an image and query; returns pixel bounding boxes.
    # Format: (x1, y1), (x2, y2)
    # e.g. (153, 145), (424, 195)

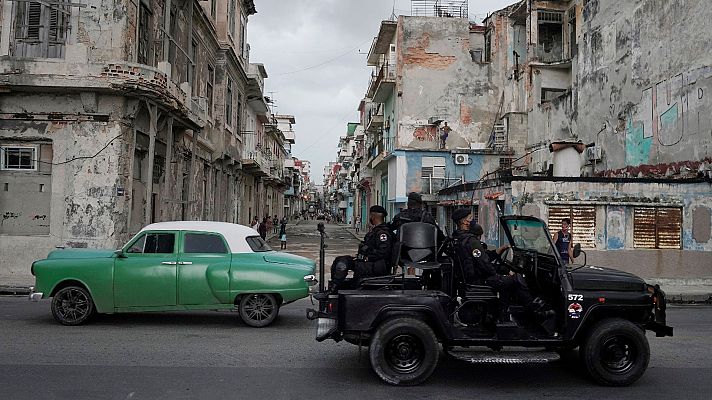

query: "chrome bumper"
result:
(28, 286), (43, 302)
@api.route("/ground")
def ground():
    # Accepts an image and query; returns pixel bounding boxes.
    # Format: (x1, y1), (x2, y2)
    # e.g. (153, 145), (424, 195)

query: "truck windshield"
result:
(504, 219), (557, 256)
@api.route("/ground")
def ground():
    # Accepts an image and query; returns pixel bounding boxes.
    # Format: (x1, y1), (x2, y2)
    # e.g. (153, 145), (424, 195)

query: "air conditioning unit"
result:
(586, 146), (602, 161)
(454, 153), (469, 165)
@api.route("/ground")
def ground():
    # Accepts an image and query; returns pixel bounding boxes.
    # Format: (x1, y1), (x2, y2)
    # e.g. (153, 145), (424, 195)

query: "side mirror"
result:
(114, 249), (127, 258)
(572, 243), (582, 259)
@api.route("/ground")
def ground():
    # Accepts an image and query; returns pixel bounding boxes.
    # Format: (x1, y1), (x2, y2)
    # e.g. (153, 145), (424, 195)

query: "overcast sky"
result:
(248, 0), (514, 183)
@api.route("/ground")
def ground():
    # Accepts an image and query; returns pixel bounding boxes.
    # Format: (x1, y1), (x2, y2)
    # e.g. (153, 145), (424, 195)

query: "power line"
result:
(273, 39), (372, 76)
(1, 132), (124, 166)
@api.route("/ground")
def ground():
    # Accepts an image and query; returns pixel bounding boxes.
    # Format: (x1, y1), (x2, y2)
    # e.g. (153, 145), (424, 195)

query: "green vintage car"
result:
(29, 221), (317, 327)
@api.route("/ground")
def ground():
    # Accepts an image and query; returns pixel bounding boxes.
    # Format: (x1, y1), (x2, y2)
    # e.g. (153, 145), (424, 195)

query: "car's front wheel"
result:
(369, 317), (439, 386)
(581, 318), (650, 386)
(51, 285), (95, 326)
(239, 293), (279, 327)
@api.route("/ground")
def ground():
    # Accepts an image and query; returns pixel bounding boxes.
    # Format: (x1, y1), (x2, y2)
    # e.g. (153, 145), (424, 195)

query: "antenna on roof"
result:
(390, 0), (397, 20)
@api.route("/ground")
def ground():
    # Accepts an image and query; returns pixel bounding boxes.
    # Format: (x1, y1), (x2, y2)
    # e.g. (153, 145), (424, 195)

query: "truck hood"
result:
(46, 248), (117, 260)
(570, 265), (647, 292)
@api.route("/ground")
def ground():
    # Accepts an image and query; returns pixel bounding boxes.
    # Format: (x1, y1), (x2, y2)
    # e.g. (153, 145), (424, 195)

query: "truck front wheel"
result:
(369, 317), (439, 386)
(581, 318), (650, 386)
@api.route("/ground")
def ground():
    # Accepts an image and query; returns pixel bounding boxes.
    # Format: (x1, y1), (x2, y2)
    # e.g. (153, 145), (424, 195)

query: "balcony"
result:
(367, 63), (396, 103)
(421, 176), (464, 195)
(365, 103), (385, 133)
(242, 151), (269, 177)
(534, 44), (567, 64)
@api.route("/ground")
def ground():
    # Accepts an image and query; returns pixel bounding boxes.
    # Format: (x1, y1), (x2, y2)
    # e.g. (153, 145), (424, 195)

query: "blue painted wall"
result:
(402, 150), (485, 194)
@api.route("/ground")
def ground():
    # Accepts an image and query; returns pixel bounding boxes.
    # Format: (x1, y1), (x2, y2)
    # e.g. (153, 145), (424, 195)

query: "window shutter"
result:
(548, 205), (596, 248)
(27, 2), (42, 40)
(656, 208), (682, 249)
(633, 208), (658, 249)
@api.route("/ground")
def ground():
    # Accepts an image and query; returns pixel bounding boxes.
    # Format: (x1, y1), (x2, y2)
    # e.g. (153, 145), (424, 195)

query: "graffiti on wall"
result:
(627, 65), (712, 166)
(412, 125), (437, 141)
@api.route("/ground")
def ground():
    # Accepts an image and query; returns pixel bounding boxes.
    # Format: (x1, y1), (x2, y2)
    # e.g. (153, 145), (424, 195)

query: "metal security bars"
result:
(633, 207), (682, 249)
(548, 206), (596, 248)
(410, 1), (468, 19)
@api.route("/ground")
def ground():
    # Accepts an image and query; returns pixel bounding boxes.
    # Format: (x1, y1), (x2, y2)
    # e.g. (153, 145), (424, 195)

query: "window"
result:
(1, 146), (37, 170)
(137, 4), (152, 65)
(568, 8), (577, 57)
(206, 65), (214, 116)
(189, 38), (198, 94)
(127, 233), (176, 254)
(229, 0), (236, 38)
(634, 207), (682, 249)
(184, 233), (228, 253)
(236, 94), (242, 133)
(548, 206), (596, 248)
(226, 78), (233, 127)
(12, 1), (71, 58)
(484, 30), (492, 62)
(211, 0), (217, 19)
(246, 236), (271, 252)
(541, 88), (567, 104)
(240, 13), (247, 57)
(537, 10), (564, 62)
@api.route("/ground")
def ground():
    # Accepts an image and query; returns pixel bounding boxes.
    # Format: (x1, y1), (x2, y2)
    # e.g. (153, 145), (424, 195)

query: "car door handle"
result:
(177, 261), (193, 265)
(161, 261), (177, 265)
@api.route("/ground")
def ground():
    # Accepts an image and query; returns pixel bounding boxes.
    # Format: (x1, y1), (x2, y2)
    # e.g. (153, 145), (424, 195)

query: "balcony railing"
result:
(421, 176), (464, 194)
(367, 62), (396, 101)
(534, 43), (566, 63)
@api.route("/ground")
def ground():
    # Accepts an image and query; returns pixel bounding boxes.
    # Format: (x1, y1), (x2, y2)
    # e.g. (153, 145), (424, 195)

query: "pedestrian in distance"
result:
(552, 218), (575, 266)
(259, 216), (268, 240)
(279, 219), (287, 249)
(265, 215), (273, 237)
(355, 216), (361, 233)
(251, 217), (259, 232)
(273, 214), (279, 233)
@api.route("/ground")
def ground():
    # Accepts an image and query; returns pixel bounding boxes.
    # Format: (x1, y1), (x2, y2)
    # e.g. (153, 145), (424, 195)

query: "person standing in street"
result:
(258, 216), (268, 240)
(251, 217), (259, 232)
(355, 216), (361, 233)
(279, 219), (287, 249)
(273, 214), (279, 233)
(552, 218), (575, 266)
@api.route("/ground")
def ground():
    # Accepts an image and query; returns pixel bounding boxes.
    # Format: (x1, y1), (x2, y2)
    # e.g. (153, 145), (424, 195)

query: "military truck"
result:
(307, 216), (672, 386)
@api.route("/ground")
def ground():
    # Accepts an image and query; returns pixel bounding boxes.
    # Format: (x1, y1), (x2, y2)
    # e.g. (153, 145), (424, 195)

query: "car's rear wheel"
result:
(239, 293), (279, 327)
(51, 286), (95, 326)
(369, 317), (439, 386)
(581, 318), (650, 386)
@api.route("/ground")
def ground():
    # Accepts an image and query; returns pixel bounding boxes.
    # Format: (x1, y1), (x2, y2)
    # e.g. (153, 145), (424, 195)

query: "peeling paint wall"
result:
(509, 179), (712, 279)
(397, 16), (500, 150)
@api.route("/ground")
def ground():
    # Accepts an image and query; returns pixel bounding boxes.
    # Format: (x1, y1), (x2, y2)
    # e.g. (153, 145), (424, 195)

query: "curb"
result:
(0, 286), (30, 296)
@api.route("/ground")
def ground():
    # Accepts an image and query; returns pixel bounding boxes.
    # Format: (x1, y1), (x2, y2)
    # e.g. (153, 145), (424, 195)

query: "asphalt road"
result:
(2, 220), (711, 399)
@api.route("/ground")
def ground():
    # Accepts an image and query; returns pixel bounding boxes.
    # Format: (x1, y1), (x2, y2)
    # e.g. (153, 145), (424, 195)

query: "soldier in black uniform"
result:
(325, 205), (394, 294)
(451, 208), (531, 306)
(390, 192), (437, 231)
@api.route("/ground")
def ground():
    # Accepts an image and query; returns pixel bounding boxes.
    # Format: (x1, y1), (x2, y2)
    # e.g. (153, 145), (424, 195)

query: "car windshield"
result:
(246, 235), (272, 252)
(504, 219), (557, 256)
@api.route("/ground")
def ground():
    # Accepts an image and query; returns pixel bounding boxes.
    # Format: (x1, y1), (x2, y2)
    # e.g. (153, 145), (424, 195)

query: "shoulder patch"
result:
(472, 249), (482, 258)
(379, 233), (388, 242)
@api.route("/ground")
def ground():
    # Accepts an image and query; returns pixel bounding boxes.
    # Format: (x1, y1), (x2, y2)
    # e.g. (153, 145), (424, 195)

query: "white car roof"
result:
(140, 221), (259, 253)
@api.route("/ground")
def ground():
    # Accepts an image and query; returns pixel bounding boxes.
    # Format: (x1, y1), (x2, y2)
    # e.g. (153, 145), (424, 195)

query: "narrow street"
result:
(1, 223), (712, 399)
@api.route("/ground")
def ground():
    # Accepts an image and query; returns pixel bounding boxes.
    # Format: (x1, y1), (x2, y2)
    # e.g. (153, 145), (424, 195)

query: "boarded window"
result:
(633, 207), (682, 249)
(12, 1), (71, 58)
(548, 206), (596, 248)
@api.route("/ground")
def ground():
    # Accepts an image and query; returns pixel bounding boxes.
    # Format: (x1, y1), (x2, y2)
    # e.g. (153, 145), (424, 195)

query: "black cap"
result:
(370, 205), (387, 217)
(407, 192), (423, 204)
(469, 223), (484, 236)
(451, 208), (471, 225)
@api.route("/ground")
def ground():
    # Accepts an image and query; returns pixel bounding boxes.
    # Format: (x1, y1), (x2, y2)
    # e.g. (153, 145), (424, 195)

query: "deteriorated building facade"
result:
(0, 0), (264, 284)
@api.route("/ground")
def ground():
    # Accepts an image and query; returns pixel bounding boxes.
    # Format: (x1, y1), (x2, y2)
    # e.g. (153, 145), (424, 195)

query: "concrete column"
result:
(163, 117), (174, 219)
(189, 130), (197, 219)
(144, 103), (158, 224)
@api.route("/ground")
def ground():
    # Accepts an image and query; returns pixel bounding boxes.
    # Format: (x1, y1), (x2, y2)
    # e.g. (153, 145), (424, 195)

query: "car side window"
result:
(127, 233), (176, 254)
(246, 235), (272, 252)
(184, 233), (228, 254)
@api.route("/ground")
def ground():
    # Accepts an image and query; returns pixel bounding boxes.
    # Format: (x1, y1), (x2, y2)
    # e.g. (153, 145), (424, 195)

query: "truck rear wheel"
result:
(581, 318), (650, 386)
(369, 317), (439, 386)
